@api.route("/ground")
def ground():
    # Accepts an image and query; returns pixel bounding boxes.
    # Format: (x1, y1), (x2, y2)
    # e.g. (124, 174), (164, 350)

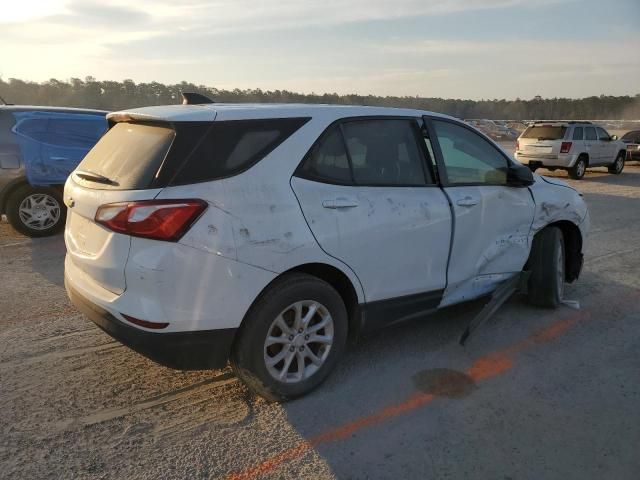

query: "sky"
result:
(1, 0), (639, 100)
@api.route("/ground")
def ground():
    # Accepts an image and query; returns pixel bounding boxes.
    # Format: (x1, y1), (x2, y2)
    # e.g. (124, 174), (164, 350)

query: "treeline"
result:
(1, 77), (639, 120)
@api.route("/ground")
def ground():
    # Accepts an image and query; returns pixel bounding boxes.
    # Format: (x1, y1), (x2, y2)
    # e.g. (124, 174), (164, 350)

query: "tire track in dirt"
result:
(22, 371), (251, 441)
(0, 342), (122, 369)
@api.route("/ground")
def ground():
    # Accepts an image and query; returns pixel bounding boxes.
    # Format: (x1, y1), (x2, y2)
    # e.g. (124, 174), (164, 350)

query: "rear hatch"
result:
(518, 125), (568, 157)
(64, 122), (177, 294)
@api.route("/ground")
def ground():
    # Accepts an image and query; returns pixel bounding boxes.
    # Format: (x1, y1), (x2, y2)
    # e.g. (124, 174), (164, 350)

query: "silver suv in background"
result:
(515, 121), (627, 179)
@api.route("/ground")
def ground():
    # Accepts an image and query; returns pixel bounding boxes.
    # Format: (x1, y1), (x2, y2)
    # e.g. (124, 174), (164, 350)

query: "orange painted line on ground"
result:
(227, 309), (590, 480)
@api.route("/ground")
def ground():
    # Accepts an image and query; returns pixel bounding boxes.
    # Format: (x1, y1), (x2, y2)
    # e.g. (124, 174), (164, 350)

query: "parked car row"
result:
(0, 105), (107, 236)
(464, 119), (521, 141)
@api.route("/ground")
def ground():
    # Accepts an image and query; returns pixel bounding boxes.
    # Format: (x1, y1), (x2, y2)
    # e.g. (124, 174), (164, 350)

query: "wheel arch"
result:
(577, 152), (589, 166)
(0, 176), (29, 214)
(236, 262), (363, 345)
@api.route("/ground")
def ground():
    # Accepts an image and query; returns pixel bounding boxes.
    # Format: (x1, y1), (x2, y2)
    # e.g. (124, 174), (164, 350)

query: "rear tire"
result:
(608, 152), (625, 174)
(230, 273), (348, 402)
(569, 156), (587, 180)
(527, 226), (565, 308)
(5, 185), (66, 237)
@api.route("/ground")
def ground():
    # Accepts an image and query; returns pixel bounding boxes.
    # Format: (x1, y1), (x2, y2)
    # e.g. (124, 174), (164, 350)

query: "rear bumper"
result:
(66, 275), (236, 370)
(515, 152), (577, 168)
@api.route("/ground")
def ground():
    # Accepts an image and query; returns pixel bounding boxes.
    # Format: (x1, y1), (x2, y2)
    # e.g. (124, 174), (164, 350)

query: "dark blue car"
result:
(0, 106), (107, 236)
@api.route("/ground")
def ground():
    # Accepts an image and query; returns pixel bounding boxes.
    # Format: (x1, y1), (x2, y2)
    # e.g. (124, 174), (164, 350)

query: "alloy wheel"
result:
(263, 300), (334, 383)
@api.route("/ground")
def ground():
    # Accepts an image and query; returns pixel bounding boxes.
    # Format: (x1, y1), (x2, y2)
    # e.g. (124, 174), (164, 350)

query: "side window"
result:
(572, 127), (584, 140)
(432, 120), (508, 185)
(596, 127), (610, 141)
(171, 118), (309, 185)
(585, 127), (597, 141)
(49, 117), (106, 148)
(299, 127), (351, 184)
(14, 118), (49, 142)
(341, 119), (428, 186)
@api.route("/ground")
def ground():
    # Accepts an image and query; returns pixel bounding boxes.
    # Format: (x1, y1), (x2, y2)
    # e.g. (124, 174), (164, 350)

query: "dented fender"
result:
(529, 175), (589, 239)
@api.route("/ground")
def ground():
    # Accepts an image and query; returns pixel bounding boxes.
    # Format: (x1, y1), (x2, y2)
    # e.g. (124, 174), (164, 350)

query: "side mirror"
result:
(507, 162), (534, 187)
(611, 134), (618, 141)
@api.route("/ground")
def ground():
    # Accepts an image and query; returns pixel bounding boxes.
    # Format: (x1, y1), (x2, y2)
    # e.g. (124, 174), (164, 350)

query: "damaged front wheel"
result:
(527, 226), (565, 308)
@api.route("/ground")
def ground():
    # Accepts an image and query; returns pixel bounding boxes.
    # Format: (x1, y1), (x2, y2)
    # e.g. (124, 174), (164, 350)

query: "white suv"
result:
(64, 100), (589, 400)
(515, 121), (627, 179)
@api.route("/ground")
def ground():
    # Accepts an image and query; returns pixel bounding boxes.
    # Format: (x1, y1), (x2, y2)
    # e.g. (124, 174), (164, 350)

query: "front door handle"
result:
(456, 197), (479, 207)
(322, 198), (359, 209)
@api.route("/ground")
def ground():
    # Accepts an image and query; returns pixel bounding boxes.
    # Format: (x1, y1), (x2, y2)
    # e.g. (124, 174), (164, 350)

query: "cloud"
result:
(65, 1), (151, 25)
(1, 0), (636, 100)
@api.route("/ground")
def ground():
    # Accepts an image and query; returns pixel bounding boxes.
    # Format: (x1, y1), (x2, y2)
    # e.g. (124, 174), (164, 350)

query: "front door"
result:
(291, 118), (452, 314)
(425, 117), (536, 307)
(596, 127), (617, 165)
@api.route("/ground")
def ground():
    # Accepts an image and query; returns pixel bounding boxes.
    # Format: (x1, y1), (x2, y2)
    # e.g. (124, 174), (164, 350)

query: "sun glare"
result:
(2, 0), (65, 23)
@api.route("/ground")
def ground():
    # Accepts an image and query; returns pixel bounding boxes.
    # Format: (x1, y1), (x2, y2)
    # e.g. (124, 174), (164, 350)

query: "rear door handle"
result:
(322, 198), (359, 209)
(456, 197), (479, 207)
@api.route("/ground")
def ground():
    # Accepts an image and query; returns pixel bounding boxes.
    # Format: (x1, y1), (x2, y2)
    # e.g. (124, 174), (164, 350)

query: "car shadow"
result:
(270, 269), (639, 479)
(29, 232), (66, 287)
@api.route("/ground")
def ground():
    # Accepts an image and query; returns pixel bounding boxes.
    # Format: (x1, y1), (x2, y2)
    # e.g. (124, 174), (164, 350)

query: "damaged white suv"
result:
(64, 98), (589, 400)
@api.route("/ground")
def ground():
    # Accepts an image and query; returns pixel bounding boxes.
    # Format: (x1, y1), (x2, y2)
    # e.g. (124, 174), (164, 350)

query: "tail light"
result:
(560, 142), (572, 154)
(95, 199), (207, 241)
(516, 140), (520, 151)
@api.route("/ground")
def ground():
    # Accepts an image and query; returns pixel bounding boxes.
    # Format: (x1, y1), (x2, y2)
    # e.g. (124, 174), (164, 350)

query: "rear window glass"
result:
(585, 127), (597, 141)
(75, 122), (175, 190)
(521, 126), (567, 140)
(170, 118), (309, 185)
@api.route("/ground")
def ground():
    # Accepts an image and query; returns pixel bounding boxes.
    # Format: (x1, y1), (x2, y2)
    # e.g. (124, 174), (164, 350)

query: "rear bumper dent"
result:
(66, 275), (236, 370)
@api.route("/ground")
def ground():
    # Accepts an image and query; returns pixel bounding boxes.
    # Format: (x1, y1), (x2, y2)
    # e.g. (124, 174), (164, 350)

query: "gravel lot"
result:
(1, 165), (639, 479)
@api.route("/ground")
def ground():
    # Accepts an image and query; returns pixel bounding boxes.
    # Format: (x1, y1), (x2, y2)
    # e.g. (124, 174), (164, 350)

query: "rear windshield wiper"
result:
(74, 170), (119, 186)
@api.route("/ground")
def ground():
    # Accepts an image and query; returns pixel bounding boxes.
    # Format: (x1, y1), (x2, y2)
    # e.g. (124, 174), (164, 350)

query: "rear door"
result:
(584, 126), (600, 164)
(64, 122), (175, 294)
(425, 117), (535, 307)
(291, 117), (452, 313)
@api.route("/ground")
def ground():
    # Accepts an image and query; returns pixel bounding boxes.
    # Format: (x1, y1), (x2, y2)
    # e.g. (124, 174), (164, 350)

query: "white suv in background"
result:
(515, 121), (627, 179)
(64, 101), (589, 400)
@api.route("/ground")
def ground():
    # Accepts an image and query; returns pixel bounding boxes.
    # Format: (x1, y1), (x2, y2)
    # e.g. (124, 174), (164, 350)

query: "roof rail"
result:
(181, 92), (215, 105)
(531, 120), (592, 125)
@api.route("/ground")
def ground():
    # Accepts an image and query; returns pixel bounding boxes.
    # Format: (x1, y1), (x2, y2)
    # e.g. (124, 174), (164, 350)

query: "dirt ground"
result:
(1, 164), (639, 479)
